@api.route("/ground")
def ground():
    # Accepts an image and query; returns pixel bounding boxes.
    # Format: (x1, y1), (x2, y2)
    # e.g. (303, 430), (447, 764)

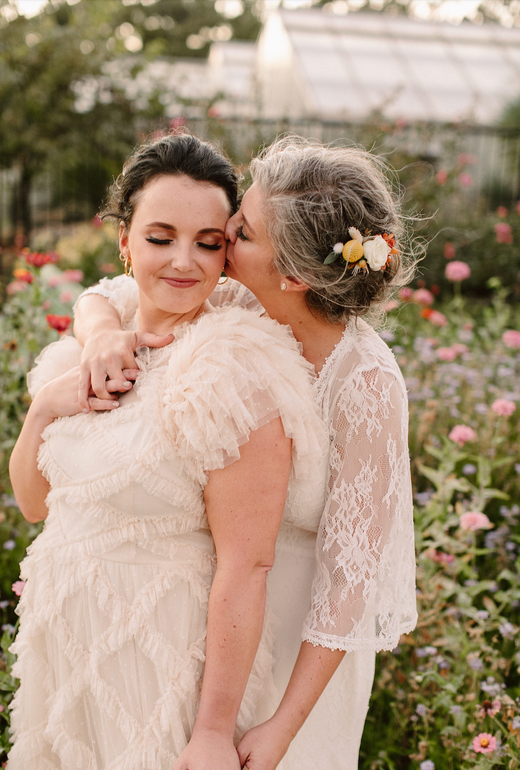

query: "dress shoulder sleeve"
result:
(161, 306), (328, 482)
(27, 335), (82, 398)
(73, 275), (139, 330)
(302, 351), (417, 652)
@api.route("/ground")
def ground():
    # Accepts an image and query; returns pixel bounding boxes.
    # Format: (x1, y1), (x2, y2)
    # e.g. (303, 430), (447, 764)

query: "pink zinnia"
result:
(445, 261), (471, 281)
(62, 269), (84, 283)
(399, 287), (413, 301)
(422, 309), (447, 327)
(413, 288), (434, 306)
(437, 347), (457, 362)
(451, 343), (468, 355)
(491, 399), (516, 417)
(436, 169), (448, 185)
(12, 580), (25, 596)
(449, 424), (476, 446)
(460, 511), (492, 531)
(6, 281), (27, 295)
(459, 172), (473, 187)
(473, 733), (496, 754)
(443, 242), (456, 259)
(503, 330), (520, 348)
(495, 222), (513, 244)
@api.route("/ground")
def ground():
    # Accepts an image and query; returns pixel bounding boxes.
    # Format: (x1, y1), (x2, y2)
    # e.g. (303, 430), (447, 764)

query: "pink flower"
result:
(47, 276), (61, 288)
(451, 343), (468, 355)
(91, 215), (103, 228)
(478, 700), (501, 718)
(445, 261), (471, 281)
(491, 399), (516, 417)
(170, 116), (186, 130)
(59, 291), (74, 304)
(428, 549), (454, 565)
(460, 511), (492, 531)
(384, 300), (399, 311)
(437, 346), (457, 361)
(62, 269), (84, 283)
(458, 153), (477, 166)
(459, 172), (473, 187)
(497, 206), (508, 218)
(6, 281), (27, 294)
(413, 288), (434, 305)
(399, 287), (413, 301)
(473, 733), (496, 754)
(443, 242), (456, 259)
(495, 222), (513, 244)
(503, 330), (520, 348)
(42, 300), (51, 310)
(100, 263), (116, 274)
(448, 424), (476, 446)
(436, 169), (448, 185)
(426, 309), (447, 327)
(12, 580), (25, 596)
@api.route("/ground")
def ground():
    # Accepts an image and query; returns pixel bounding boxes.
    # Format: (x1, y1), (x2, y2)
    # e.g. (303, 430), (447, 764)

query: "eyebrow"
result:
(147, 222), (225, 236)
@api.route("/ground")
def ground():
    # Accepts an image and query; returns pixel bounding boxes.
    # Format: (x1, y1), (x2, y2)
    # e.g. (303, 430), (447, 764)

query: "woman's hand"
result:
(237, 719), (291, 770)
(78, 329), (173, 410)
(36, 365), (122, 420)
(172, 730), (241, 770)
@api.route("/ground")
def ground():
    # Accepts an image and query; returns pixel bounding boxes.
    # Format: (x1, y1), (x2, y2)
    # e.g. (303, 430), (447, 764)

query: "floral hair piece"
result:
(324, 228), (397, 273)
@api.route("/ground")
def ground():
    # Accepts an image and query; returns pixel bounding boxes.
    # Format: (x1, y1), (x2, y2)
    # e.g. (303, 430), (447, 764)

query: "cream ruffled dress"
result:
(8, 305), (329, 770)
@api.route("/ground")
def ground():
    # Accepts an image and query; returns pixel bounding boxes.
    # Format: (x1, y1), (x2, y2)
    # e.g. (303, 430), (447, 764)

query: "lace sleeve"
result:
(303, 358), (417, 653)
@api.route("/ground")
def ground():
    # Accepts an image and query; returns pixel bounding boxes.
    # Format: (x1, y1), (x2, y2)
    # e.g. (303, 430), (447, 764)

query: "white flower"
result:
(348, 227), (363, 242)
(333, 242), (344, 253)
(363, 235), (391, 270)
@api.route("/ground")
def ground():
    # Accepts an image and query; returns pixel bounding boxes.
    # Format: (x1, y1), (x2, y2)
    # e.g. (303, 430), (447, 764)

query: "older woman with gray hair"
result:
(74, 135), (417, 770)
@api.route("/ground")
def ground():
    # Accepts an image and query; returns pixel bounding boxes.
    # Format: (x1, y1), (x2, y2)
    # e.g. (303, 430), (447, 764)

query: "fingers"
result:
(87, 398), (121, 412)
(105, 379), (132, 394)
(78, 362), (93, 413)
(136, 331), (174, 349)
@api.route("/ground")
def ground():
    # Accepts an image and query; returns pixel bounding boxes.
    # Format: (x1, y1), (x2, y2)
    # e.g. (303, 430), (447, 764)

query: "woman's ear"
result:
(284, 275), (309, 293)
(119, 222), (129, 256)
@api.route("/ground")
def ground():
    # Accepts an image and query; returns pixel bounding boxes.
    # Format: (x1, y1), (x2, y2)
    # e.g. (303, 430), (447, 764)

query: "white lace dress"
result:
(8, 305), (329, 770)
(69, 277), (418, 770)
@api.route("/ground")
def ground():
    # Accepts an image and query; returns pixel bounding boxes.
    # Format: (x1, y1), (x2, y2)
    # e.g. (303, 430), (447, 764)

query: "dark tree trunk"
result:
(11, 162), (32, 246)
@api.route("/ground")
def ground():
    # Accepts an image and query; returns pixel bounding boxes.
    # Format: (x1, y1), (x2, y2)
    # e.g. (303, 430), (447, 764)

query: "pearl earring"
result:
(280, 281), (287, 291)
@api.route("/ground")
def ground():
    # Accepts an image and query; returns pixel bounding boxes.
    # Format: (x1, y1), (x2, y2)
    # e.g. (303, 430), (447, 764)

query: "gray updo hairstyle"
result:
(250, 136), (413, 324)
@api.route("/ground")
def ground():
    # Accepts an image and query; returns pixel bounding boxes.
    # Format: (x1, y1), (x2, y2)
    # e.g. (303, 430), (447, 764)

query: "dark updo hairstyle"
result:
(250, 136), (415, 324)
(101, 131), (238, 227)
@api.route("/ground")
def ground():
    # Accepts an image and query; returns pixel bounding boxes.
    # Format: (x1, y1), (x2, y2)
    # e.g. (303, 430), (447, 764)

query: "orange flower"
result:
(12, 268), (33, 283)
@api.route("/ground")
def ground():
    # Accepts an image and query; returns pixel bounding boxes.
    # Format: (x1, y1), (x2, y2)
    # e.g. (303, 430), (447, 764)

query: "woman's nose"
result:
(170, 242), (194, 271)
(225, 213), (239, 244)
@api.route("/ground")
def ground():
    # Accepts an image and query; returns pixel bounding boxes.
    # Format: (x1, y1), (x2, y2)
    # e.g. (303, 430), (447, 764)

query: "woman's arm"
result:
(73, 293), (172, 409)
(173, 417), (292, 770)
(238, 643), (345, 770)
(9, 366), (119, 522)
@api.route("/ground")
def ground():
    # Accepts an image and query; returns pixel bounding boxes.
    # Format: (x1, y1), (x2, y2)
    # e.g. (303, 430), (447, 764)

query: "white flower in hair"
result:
(333, 242), (344, 253)
(363, 235), (391, 270)
(348, 227), (363, 242)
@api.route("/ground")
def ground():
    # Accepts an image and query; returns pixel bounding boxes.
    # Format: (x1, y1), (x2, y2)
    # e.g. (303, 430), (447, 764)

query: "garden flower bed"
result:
(0, 250), (519, 768)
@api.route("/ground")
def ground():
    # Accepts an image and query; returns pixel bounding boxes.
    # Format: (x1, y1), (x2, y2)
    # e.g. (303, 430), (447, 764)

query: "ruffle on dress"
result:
(160, 306), (328, 529)
(27, 335), (82, 398)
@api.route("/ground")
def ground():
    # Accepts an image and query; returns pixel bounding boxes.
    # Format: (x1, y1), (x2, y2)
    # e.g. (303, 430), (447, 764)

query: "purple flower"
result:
(416, 704), (428, 716)
(450, 705), (462, 715)
(499, 622), (515, 639)
(420, 762), (435, 770)
(468, 657), (483, 670)
(3, 540), (15, 551)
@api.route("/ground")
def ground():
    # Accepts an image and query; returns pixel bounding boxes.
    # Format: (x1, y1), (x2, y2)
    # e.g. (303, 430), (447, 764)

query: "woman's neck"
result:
(261, 294), (345, 375)
(136, 296), (212, 336)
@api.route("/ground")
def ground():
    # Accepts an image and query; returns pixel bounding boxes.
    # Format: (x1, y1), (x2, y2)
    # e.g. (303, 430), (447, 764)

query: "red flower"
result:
(46, 314), (71, 333)
(12, 268), (33, 283)
(443, 242), (456, 259)
(24, 250), (59, 268)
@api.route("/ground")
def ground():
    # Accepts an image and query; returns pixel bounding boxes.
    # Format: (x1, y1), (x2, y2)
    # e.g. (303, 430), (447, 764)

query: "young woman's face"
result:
(224, 183), (281, 302)
(120, 174), (229, 326)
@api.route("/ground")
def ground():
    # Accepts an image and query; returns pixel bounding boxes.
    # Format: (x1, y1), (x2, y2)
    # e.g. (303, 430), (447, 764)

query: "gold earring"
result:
(280, 281), (287, 291)
(218, 272), (229, 285)
(119, 252), (133, 277)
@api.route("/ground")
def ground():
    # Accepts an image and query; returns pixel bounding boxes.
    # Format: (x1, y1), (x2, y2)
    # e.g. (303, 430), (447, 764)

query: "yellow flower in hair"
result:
(342, 240), (364, 263)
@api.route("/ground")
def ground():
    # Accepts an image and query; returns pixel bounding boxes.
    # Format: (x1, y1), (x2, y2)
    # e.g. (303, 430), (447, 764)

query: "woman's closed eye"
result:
(198, 242), (223, 251)
(146, 236), (172, 246)
(236, 225), (248, 242)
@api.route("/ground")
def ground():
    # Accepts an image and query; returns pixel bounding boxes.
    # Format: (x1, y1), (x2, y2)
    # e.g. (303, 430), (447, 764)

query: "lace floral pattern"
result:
(303, 319), (417, 652)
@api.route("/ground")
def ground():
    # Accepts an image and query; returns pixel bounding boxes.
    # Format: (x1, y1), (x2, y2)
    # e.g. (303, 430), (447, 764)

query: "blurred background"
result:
(1, 4), (520, 769)
(1, 0), (520, 293)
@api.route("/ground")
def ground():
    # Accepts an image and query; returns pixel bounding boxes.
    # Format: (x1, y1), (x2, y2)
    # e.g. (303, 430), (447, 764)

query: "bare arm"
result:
(73, 293), (172, 409)
(173, 417), (292, 770)
(238, 644), (345, 770)
(9, 366), (118, 523)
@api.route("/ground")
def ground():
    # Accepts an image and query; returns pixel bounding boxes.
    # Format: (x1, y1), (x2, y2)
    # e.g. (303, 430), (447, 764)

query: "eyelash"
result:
(236, 225), (248, 242)
(146, 237), (222, 251)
